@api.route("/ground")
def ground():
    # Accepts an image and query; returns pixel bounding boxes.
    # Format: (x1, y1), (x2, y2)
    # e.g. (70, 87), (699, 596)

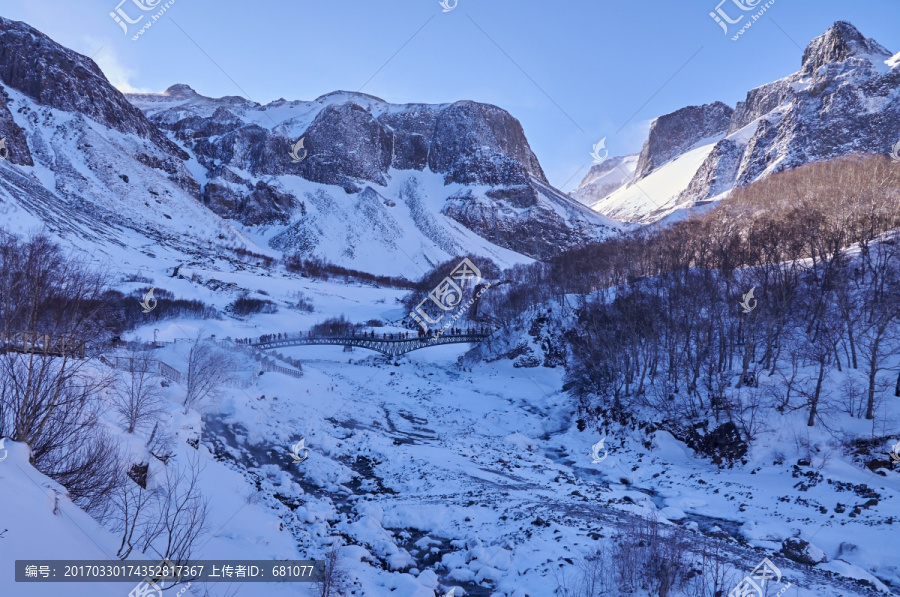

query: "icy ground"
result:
(2, 268), (899, 597)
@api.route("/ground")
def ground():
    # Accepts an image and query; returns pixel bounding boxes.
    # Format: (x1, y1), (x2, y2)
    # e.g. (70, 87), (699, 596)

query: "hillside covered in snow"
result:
(581, 22), (900, 224)
(1, 9), (899, 597)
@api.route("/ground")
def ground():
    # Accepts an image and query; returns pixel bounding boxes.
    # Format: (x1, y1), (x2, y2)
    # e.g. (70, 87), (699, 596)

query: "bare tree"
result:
(314, 540), (350, 597)
(183, 334), (233, 414)
(684, 535), (738, 597)
(113, 472), (161, 559)
(141, 456), (210, 566)
(112, 347), (165, 433)
(0, 231), (122, 518)
(114, 455), (209, 571)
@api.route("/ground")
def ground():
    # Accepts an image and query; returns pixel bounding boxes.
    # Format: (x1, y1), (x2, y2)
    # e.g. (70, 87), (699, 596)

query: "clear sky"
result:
(2, 0), (898, 191)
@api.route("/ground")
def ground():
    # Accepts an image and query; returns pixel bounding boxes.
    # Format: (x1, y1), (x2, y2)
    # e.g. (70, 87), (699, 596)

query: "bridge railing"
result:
(0, 331), (86, 358)
(103, 354), (257, 388)
(245, 330), (492, 345)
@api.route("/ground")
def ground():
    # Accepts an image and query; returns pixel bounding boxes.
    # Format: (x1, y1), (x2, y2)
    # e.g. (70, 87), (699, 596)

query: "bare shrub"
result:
(290, 291), (315, 313)
(553, 545), (613, 597)
(231, 295), (278, 316)
(614, 514), (690, 597)
(113, 455), (209, 571)
(183, 334), (235, 414)
(146, 422), (175, 464)
(112, 348), (165, 433)
(313, 540), (350, 597)
(727, 386), (769, 442)
(310, 316), (358, 337)
(683, 534), (738, 597)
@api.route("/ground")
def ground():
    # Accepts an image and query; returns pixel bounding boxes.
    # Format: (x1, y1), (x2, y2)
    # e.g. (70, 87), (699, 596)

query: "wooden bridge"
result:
(0, 332), (85, 358)
(246, 332), (490, 358)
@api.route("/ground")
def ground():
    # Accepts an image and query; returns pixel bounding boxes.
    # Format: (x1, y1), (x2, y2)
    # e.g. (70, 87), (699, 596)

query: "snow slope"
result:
(581, 21), (900, 224)
(588, 142), (718, 224)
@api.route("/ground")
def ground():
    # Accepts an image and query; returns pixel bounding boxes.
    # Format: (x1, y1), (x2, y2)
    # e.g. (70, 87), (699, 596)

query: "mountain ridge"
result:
(580, 21), (900, 224)
(0, 15), (615, 279)
(127, 83), (617, 262)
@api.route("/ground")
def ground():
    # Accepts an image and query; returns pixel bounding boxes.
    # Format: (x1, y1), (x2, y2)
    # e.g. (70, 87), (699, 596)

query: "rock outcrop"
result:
(581, 21), (900, 224)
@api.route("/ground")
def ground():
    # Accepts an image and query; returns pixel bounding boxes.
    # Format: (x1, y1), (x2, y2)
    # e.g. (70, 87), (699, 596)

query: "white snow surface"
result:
(3, 254), (898, 596)
(570, 155), (639, 207)
(0, 81), (558, 282)
(588, 142), (719, 223)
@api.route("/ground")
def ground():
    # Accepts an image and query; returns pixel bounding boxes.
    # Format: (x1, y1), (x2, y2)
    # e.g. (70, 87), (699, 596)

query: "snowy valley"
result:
(0, 8), (899, 597)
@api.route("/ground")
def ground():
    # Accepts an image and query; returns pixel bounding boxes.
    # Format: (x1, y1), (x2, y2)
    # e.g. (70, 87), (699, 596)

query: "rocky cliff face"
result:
(634, 101), (733, 180)
(0, 16), (271, 269)
(581, 21), (900, 224)
(0, 90), (31, 166)
(0, 12), (615, 277)
(688, 21), (897, 201)
(0, 16), (185, 160)
(800, 20), (892, 76)
(130, 86), (614, 261)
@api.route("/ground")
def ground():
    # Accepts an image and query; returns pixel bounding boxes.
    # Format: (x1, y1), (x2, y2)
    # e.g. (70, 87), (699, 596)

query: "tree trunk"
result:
(808, 359), (826, 427)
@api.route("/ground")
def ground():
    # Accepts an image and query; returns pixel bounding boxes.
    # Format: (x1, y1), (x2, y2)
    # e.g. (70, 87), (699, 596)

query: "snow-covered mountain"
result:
(583, 21), (900, 223)
(0, 15), (258, 277)
(0, 15), (616, 281)
(570, 154), (638, 208)
(126, 84), (618, 268)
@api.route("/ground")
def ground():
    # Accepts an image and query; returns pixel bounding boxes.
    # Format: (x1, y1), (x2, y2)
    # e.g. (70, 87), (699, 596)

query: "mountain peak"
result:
(801, 21), (891, 74)
(163, 83), (199, 97)
(312, 90), (386, 104)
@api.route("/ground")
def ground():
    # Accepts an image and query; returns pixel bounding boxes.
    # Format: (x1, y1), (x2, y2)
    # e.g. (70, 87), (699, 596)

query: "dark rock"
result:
(634, 101), (734, 179)
(0, 90), (32, 166)
(687, 421), (748, 464)
(781, 538), (827, 565)
(127, 462), (149, 488)
(0, 16), (186, 159)
(298, 103), (393, 189)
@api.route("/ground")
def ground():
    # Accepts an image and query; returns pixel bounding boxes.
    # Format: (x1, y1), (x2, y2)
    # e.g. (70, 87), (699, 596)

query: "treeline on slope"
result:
(284, 254), (417, 289)
(477, 156), (900, 459)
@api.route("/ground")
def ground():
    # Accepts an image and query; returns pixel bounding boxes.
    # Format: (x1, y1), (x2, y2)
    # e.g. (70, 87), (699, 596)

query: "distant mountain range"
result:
(0, 14), (615, 280)
(2, 15), (895, 276)
(574, 21), (900, 223)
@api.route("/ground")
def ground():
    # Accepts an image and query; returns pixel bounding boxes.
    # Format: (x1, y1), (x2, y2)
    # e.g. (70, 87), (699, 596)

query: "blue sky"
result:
(2, 0), (898, 190)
